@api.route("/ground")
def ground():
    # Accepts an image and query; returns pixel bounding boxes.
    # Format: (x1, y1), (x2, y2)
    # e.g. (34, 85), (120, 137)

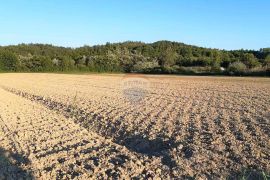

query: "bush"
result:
(133, 60), (159, 73)
(241, 53), (260, 68)
(21, 56), (54, 72)
(264, 55), (270, 67)
(0, 50), (19, 71)
(164, 66), (212, 75)
(211, 62), (222, 73)
(58, 56), (75, 71)
(228, 61), (247, 75)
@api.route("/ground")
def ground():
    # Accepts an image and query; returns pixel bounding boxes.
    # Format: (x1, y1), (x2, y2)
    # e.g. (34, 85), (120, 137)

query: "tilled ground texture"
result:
(0, 73), (269, 179)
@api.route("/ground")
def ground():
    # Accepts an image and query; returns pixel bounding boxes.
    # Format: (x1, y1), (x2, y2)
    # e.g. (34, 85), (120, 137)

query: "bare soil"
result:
(0, 73), (269, 179)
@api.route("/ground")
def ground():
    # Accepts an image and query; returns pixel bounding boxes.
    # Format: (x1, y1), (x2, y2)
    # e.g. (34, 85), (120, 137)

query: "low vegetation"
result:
(0, 41), (269, 76)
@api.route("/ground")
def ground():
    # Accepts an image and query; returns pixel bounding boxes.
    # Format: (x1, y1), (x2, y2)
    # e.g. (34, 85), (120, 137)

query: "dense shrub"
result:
(228, 61), (247, 75)
(58, 56), (75, 71)
(211, 62), (222, 73)
(0, 50), (18, 71)
(20, 56), (54, 72)
(133, 60), (159, 73)
(264, 55), (270, 67)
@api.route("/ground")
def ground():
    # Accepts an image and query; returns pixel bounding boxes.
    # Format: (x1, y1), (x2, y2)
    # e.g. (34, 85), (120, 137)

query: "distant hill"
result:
(0, 41), (269, 76)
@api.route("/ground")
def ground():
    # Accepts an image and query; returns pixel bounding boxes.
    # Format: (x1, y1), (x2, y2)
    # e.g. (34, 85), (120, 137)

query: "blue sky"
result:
(0, 0), (269, 50)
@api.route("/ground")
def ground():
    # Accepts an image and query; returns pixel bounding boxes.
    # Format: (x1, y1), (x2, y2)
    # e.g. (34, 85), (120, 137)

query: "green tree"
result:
(220, 53), (231, 68)
(0, 50), (18, 71)
(228, 61), (247, 75)
(59, 56), (75, 71)
(133, 60), (159, 73)
(25, 56), (52, 72)
(242, 53), (260, 68)
(264, 54), (270, 67)
(158, 48), (177, 67)
(211, 61), (221, 72)
(41, 56), (54, 71)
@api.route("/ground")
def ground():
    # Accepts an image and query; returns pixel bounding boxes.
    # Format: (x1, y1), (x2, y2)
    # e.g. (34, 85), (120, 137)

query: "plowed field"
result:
(0, 73), (269, 179)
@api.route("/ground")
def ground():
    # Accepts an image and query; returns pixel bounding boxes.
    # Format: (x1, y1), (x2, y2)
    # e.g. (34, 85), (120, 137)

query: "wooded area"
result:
(0, 41), (269, 76)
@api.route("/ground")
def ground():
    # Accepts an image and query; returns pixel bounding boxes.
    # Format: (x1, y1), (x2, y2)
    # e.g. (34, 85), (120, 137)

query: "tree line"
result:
(0, 41), (269, 76)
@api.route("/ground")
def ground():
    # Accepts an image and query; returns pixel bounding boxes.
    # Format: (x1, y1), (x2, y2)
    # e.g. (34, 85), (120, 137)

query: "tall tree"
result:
(242, 53), (260, 68)
(0, 50), (18, 71)
(158, 48), (177, 67)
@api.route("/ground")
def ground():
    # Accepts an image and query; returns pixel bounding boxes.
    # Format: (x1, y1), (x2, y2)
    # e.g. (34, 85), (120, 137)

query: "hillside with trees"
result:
(0, 41), (269, 76)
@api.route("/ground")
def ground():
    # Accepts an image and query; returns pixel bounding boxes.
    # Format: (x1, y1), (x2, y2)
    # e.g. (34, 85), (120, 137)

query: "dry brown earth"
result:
(0, 73), (269, 179)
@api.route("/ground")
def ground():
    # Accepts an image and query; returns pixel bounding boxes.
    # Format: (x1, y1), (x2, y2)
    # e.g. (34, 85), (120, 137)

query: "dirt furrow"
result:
(0, 73), (269, 179)
(0, 88), (170, 179)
